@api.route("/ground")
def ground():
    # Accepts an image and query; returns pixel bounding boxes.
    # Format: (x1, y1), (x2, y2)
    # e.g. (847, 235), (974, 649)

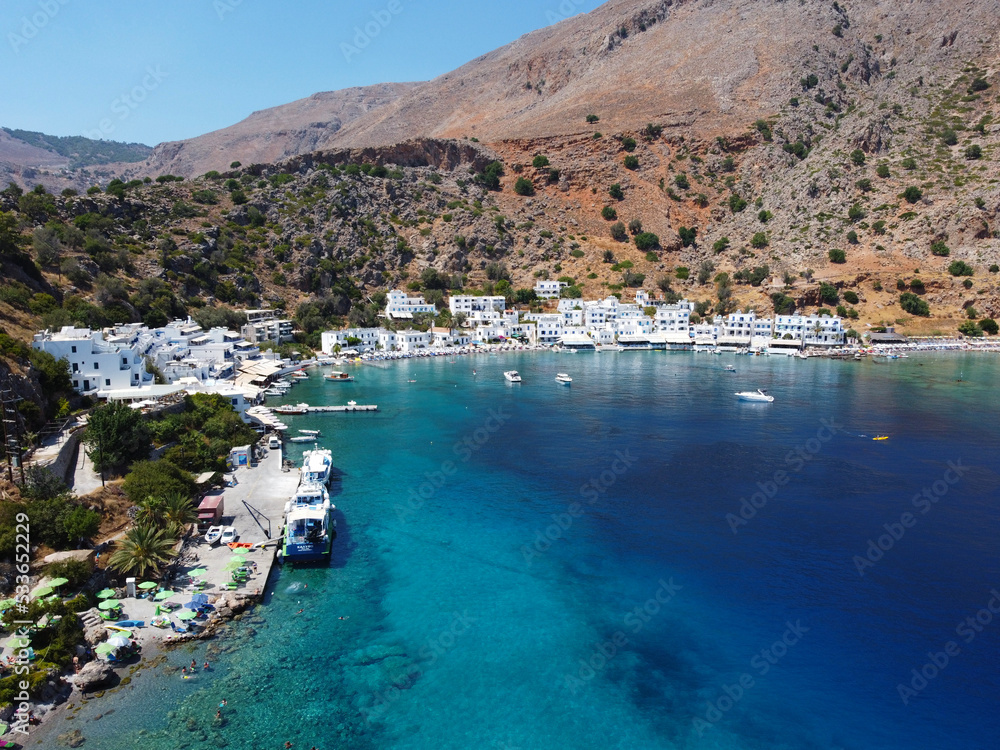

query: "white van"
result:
(268, 434), (280, 450)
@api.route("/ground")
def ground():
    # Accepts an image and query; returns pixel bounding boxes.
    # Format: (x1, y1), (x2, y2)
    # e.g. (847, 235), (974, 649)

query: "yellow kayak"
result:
(873, 436), (889, 441)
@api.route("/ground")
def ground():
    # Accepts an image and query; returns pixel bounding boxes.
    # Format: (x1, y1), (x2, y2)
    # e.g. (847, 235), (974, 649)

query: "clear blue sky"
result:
(1, 0), (604, 146)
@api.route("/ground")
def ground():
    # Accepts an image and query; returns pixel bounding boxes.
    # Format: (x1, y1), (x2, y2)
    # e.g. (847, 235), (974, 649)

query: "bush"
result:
(963, 278), (973, 289)
(45, 558), (94, 587)
(610, 222), (627, 242)
(609, 183), (624, 200)
(901, 157), (917, 170)
(624, 155), (639, 170)
(969, 77), (990, 93)
(900, 292), (930, 316)
(645, 252), (658, 262)
(675, 267), (690, 280)
(909, 278), (925, 292)
(678, 226), (697, 247)
(729, 194), (747, 213)
(958, 320), (982, 337)
(634, 232), (660, 251)
(979, 318), (998, 335)
(628, 218), (643, 235)
(476, 161), (504, 190)
(848, 203), (865, 222)
(622, 271), (646, 287)
(843, 290), (859, 304)
(948, 260), (974, 276)
(819, 282), (839, 304)
(750, 232), (768, 248)
(902, 186), (923, 203)
(990, 264), (999, 273)
(965, 144), (982, 160)
(622, 137), (637, 152)
(941, 129), (958, 146)
(876, 163), (891, 178)
(712, 237), (730, 253)
(931, 240), (950, 256)
(123, 460), (196, 505)
(674, 173), (690, 190)
(84, 401), (153, 474)
(846, 230), (858, 244)
(547, 169), (560, 184)
(601, 206), (618, 220)
(532, 155), (550, 168)
(850, 149), (866, 166)
(513, 177), (535, 196)
(586, 114), (600, 123)
(828, 248), (846, 263)
(783, 141), (808, 159)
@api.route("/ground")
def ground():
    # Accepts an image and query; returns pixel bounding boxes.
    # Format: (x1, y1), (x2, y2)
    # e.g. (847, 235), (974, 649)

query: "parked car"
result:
(219, 527), (238, 545)
(268, 434), (280, 449)
(204, 526), (223, 545)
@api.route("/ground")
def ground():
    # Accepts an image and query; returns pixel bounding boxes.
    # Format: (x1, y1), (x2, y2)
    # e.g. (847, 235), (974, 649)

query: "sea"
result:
(49, 351), (1000, 750)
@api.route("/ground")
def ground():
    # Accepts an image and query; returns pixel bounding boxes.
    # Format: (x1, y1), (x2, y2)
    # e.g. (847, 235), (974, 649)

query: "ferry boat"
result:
(300, 447), (333, 486)
(326, 371), (354, 382)
(273, 403), (309, 415)
(735, 389), (774, 403)
(280, 481), (333, 563)
(504, 370), (522, 383)
(555, 373), (572, 385)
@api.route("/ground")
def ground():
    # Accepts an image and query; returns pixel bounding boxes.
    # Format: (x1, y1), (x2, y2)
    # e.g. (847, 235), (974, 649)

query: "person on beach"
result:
(182, 667), (187, 674)
(216, 710), (222, 720)
(191, 659), (197, 670)
(204, 661), (210, 670)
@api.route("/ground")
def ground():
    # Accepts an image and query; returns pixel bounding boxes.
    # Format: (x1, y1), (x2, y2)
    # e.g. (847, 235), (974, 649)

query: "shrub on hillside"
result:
(513, 177), (535, 196)
(900, 292), (930, 316)
(828, 248), (846, 263)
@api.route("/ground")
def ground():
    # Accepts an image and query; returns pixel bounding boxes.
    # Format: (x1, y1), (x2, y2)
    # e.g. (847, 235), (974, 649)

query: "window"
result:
(94, 362), (99, 369)
(72, 363), (78, 373)
(71, 346), (77, 353)
(73, 380), (79, 388)
(105, 379), (111, 386)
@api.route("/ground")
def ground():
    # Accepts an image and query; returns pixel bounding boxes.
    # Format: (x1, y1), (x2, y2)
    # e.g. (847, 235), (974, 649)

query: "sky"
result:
(0, 0), (604, 147)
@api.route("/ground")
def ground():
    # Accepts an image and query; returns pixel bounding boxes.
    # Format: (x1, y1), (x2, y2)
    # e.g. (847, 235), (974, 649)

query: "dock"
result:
(306, 404), (378, 413)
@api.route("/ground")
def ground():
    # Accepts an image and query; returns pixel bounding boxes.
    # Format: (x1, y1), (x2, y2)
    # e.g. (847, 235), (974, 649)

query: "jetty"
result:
(306, 403), (377, 413)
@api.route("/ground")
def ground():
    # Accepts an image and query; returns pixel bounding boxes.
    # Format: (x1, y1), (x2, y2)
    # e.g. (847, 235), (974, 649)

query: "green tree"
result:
(678, 226), (697, 247)
(532, 155), (550, 168)
(674, 173), (690, 190)
(819, 282), (839, 304)
(828, 248), (847, 263)
(622, 137), (637, 152)
(624, 155), (639, 170)
(601, 205), (618, 221)
(979, 318), (998, 335)
(610, 222), (627, 242)
(750, 232), (768, 249)
(122, 460), (196, 505)
(609, 183), (624, 200)
(957, 320), (982, 337)
(729, 194), (747, 213)
(513, 177), (534, 196)
(903, 186), (923, 203)
(931, 240), (950, 256)
(900, 292), (930, 316)
(107, 524), (177, 578)
(947, 260), (974, 277)
(850, 149), (866, 166)
(83, 401), (152, 474)
(634, 232), (660, 251)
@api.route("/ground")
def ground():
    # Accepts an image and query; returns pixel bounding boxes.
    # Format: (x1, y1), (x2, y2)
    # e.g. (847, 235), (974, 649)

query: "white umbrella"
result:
(107, 636), (130, 649)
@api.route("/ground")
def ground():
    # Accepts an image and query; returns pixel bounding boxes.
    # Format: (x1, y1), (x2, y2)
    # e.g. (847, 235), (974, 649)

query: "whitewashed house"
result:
(534, 280), (567, 299)
(385, 290), (436, 319)
(33, 326), (154, 395)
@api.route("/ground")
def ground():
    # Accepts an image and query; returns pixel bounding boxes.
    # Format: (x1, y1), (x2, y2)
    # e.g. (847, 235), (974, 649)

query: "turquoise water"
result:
(53, 352), (1000, 749)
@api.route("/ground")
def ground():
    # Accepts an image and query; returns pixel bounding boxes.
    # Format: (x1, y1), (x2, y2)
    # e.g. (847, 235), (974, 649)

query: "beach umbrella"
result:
(191, 593), (208, 605)
(223, 559), (244, 572)
(107, 636), (130, 648)
(229, 547), (248, 555)
(48, 577), (69, 587)
(138, 581), (158, 590)
(175, 610), (196, 620)
(188, 568), (207, 578)
(98, 599), (121, 610)
(31, 586), (53, 599)
(154, 590), (175, 601)
(96, 589), (117, 599)
(95, 642), (115, 655)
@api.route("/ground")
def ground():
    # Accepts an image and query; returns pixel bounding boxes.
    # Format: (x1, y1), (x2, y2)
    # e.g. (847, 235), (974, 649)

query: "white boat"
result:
(724, 365), (736, 372)
(298, 429), (321, 436)
(290, 371), (309, 379)
(504, 370), (522, 383)
(735, 389), (774, 403)
(300, 448), (333, 486)
(288, 435), (317, 443)
(204, 526), (223, 545)
(281, 482), (333, 562)
(326, 371), (354, 382)
(273, 403), (309, 415)
(555, 373), (572, 385)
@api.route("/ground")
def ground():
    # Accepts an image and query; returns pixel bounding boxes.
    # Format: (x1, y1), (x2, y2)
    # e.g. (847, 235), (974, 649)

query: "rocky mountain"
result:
(131, 83), (419, 180)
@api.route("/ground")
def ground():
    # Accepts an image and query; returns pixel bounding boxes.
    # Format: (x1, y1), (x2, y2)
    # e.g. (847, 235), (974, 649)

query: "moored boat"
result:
(280, 481), (333, 563)
(555, 373), (572, 385)
(504, 370), (522, 383)
(273, 403), (309, 415)
(326, 371), (354, 382)
(300, 447), (333, 486)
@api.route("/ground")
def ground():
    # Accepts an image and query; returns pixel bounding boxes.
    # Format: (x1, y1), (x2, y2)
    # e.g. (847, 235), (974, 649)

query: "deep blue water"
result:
(57, 352), (1000, 749)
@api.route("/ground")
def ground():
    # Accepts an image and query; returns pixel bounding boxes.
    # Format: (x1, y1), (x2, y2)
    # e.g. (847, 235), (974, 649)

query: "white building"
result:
(773, 314), (846, 348)
(525, 313), (565, 345)
(33, 326), (154, 395)
(534, 280), (567, 299)
(378, 328), (431, 353)
(385, 289), (436, 319)
(431, 327), (472, 347)
(449, 295), (506, 324)
(321, 328), (381, 353)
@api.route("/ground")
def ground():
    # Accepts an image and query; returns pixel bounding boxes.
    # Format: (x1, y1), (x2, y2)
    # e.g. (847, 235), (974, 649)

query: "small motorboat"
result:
(204, 526), (223, 545)
(504, 371), (522, 383)
(288, 435), (317, 443)
(298, 429), (321, 436)
(273, 403), (309, 415)
(555, 373), (572, 385)
(735, 389), (774, 403)
(326, 371), (354, 382)
(724, 365), (736, 372)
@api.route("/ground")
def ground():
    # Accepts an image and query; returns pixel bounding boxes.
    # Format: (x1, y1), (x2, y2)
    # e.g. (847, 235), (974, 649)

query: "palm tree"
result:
(134, 496), (167, 528)
(161, 492), (197, 536)
(107, 524), (177, 578)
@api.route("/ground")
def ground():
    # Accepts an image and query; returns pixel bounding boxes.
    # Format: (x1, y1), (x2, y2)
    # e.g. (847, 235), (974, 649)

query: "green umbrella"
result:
(31, 586), (53, 599)
(138, 581), (158, 590)
(48, 577), (69, 587)
(188, 568), (207, 578)
(95, 642), (115, 655)
(154, 590), (175, 601)
(223, 559), (244, 571)
(175, 610), (196, 621)
(98, 599), (121, 610)
(107, 628), (132, 639)
(97, 589), (117, 599)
